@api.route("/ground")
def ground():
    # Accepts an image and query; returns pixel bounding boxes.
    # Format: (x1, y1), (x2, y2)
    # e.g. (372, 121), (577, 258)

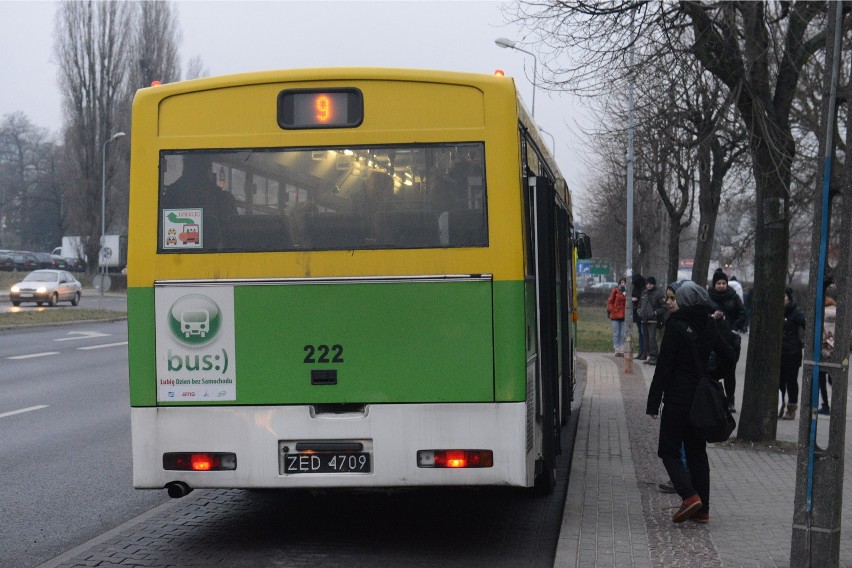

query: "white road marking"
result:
(54, 331), (110, 342)
(0, 405), (49, 419)
(7, 352), (60, 360)
(77, 341), (128, 351)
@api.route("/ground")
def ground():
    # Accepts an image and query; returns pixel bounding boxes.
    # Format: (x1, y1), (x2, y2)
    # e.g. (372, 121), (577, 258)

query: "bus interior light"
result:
(163, 452), (237, 471)
(417, 450), (493, 468)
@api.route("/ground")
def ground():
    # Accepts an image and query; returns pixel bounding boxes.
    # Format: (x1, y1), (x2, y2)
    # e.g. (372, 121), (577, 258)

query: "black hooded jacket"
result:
(781, 299), (806, 355)
(631, 274), (646, 319)
(646, 306), (735, 414)
(708, 286), (747, 332)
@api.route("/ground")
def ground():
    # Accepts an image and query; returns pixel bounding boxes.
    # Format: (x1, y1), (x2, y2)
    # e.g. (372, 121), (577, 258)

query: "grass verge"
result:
(576, 301), (637, 353)
(0, 308), (126, 327)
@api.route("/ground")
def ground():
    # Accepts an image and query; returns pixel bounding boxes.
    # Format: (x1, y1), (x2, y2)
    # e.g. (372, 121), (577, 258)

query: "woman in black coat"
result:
(646, 281), (734, 523)
(779, 287), (806, 420)
(708, 269), (747, 412)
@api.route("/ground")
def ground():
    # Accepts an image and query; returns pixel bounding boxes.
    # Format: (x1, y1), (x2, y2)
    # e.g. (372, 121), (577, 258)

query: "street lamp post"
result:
(538, 126), (556, 158)
(100, 131), (125, 297)
(495, 37), (537, 118)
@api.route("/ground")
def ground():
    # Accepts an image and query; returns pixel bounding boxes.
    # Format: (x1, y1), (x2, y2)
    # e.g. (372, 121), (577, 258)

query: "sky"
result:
(0, 0), (593, 196)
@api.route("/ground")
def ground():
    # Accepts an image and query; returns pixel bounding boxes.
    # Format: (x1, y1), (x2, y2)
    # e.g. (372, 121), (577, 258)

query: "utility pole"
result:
(790, 2), (849, 565)
(623, 6), (637, 375)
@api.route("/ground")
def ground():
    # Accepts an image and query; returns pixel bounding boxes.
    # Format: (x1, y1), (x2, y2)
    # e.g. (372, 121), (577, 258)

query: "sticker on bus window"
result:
(155, 286), (237, 402)
(163, 209), (203, 249)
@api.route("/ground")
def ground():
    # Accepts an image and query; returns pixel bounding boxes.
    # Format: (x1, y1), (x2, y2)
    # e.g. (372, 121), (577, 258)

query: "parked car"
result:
(9, 269), (83, 307)
(50, 254), (69, 269)
(0, 253), (14, 271)
(33, 251), (65, 269)
(579, 281), (620, 304)
(589, 281), (619, 292)
(9, 251), (38, 272)
(63, 257), (85, 272)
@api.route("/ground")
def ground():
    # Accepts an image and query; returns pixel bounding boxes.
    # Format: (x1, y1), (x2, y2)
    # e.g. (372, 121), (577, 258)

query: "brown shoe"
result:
(673, 495), (702, 523)
(782, 403), (798, 420)
(690, 510), (710, 523)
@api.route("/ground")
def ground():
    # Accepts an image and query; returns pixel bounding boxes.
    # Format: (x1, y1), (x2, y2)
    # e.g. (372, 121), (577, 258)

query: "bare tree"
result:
(579, 103), (667, 280)
(127, 1), (182, 90)
(54, 0), (132, 273)
(0, 112), (62, 250)
(678, 73), (749, 285)
(507, 0), (833, 441)
(682, 2), (828, 441)
(185, 55), (210, 80)
(111, 1), (183, 234)
(636, 78), (696, 284)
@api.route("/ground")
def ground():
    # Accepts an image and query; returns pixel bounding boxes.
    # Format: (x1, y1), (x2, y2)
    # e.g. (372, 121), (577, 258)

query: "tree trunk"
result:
(666, 217), (680, 284)
(737, 144), (790, 442)
(692, 137), (716, 285)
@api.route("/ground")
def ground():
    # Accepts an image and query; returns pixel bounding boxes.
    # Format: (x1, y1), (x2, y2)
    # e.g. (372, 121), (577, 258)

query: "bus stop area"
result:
(557, 336), (852, 567)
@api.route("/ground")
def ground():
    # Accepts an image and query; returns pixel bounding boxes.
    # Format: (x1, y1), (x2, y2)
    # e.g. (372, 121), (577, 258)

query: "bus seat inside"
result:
(374, 210), (440, 248)
(224, 214), (292, 251)
(300, 211), (366, 249)
(447, 208), (486, 247)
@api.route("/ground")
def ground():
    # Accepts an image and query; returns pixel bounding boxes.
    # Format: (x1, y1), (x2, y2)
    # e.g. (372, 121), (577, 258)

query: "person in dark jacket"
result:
(638, 276), (667, 365)
(779, 287), (806, 420)
(632, 273), (647, 359)
(708, 269), (747, 413)
(646, 281), (735, 524)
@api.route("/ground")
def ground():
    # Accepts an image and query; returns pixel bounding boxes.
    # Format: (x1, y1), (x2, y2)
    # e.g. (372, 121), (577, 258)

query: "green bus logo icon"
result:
(168, 294), (222, 346)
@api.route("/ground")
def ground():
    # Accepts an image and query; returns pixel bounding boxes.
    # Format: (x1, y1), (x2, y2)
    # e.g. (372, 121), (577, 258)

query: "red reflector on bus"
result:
(417, 450), (493, 468)
(163, 452), (237, 471)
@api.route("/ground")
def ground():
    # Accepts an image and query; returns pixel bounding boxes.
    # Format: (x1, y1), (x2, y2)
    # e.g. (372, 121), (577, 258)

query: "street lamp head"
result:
(110, 132), (126, 141)
(493, 37), (537, 118)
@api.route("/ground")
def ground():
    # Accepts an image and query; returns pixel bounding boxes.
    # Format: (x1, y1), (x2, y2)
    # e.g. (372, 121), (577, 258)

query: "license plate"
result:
(20, 293), (33, 298)
(284, 452), (371, 474)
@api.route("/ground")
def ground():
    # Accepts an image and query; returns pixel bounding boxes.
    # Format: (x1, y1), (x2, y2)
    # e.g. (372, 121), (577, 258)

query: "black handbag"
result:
(686, 332), (736, 443)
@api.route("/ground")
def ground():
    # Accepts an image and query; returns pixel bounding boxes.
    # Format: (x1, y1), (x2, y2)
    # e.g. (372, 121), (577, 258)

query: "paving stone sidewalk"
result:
(556, 351), (852, 567)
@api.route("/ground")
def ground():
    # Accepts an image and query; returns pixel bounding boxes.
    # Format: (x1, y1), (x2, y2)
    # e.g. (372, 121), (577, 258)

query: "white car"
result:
(9, 269), (83, 307)
(590, 281), (619, 291)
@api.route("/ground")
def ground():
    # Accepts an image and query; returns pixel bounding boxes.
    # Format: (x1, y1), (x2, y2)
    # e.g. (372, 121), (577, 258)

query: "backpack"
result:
(690, 375), (736, 443)
(685, 327), (736, 443)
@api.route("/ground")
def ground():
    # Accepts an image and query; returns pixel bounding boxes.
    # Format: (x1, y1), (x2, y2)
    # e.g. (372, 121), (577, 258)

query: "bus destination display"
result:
(278, 89), (364, 129)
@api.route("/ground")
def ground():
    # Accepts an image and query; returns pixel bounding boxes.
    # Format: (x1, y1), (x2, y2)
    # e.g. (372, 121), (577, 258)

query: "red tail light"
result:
(163, 452), (237, 471)
(417, 450), (493, 468)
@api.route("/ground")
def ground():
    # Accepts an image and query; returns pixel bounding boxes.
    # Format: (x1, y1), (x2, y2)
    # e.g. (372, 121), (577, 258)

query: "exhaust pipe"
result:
(165, 481), (193, 499)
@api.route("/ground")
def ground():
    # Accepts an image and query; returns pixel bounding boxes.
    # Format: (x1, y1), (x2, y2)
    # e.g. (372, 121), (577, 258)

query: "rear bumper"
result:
(131, 402), (531, 490)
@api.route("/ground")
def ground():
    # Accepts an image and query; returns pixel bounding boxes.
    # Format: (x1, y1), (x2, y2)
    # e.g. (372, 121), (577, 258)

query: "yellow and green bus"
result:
(128, 68), (590, 497)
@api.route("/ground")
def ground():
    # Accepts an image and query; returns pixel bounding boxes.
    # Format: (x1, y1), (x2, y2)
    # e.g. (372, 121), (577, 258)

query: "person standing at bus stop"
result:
(708, 269), (746, 413)
(607, 278), (627, 357)
(778, 287), (806, 420)
(646, 281), (734, 523)
(817, 293), (837, 415)
(638, 276), (666, 365)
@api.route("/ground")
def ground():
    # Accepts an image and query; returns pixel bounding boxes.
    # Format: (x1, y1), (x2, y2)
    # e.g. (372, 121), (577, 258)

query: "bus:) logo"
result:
(167, 294), (222, 346)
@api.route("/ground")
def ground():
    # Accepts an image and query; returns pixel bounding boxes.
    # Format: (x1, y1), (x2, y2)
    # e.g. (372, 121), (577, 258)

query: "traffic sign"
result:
(577, 259), (611, 276)
(94, 273), (112, 293)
